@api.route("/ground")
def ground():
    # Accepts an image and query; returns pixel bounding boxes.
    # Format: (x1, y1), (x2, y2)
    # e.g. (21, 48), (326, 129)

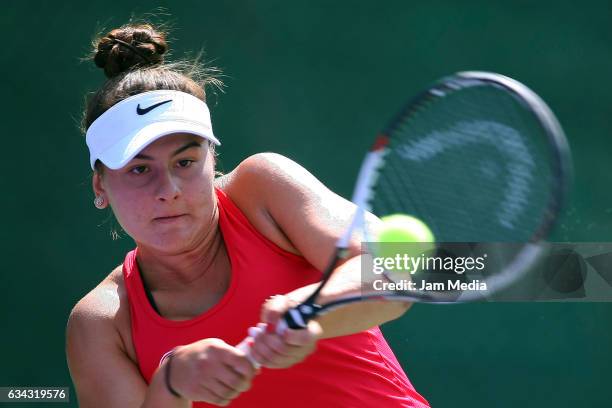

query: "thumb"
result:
(260, 295), (297, 325)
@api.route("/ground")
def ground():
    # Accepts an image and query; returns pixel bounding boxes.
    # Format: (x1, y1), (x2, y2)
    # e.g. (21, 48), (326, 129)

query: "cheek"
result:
(106, 188), (150, 233)
(184, 165), (216, 213)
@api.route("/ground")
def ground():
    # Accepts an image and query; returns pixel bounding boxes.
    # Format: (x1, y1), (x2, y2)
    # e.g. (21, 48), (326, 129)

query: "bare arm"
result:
(229, 153), (411, 338)
(282, 256), (411, 338)
(66, 300), (187, 408)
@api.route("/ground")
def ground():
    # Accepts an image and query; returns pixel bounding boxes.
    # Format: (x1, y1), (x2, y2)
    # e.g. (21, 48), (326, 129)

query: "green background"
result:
(2, 1), (611, 406)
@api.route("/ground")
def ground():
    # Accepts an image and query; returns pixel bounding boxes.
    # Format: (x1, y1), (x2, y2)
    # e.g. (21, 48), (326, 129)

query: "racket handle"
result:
(235, 320), (288, 369)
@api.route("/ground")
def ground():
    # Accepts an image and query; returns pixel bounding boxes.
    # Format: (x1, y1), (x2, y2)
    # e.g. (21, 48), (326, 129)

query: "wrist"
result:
(162, 348), (183, 399)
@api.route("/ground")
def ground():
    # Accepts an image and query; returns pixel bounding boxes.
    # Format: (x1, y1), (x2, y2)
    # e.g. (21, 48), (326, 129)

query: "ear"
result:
(92, 171), (108, 208)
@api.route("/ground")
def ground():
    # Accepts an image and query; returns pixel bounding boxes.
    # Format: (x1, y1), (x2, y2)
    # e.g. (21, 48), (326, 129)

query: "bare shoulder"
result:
(68, 266), (123, 328)
(66, 267), (147, 407)
(216, 153), (303, 254)
(66, 266), (134, 360)
(227, 152), (315, 183)
(220, 152), (323, 204)
(217, 153), (362, 271)
(214, 153), (297, 189)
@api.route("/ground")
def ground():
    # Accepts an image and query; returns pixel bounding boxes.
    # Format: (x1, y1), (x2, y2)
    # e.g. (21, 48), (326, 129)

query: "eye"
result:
(129, 165), (149, 175)
(177, 159), (194, 168)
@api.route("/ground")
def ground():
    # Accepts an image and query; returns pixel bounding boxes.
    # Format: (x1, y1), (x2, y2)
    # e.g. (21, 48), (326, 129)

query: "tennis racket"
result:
(236, 71), (572, 365)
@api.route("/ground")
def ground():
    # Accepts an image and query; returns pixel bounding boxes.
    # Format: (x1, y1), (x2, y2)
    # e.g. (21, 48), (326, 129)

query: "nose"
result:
(155, 170), (181, 202)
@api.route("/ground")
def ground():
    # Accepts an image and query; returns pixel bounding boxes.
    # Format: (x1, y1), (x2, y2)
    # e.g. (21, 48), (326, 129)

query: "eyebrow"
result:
(133, 140), (203, 160)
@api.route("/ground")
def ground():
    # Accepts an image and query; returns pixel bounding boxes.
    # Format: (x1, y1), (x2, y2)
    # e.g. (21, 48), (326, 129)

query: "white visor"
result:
(86, 90), (220, 170)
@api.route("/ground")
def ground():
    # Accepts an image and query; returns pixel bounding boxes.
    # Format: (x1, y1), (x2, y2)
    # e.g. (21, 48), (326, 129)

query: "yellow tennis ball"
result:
(378, 214), (435, 243)
(375, 214), (436, 274)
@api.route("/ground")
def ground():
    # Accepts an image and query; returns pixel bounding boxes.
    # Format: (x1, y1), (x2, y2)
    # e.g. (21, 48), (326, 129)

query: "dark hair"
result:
(83, 23), (223, 171)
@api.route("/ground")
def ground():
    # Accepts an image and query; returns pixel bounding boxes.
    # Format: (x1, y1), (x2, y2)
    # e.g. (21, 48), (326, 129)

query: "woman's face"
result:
(93, 133), (217, 253)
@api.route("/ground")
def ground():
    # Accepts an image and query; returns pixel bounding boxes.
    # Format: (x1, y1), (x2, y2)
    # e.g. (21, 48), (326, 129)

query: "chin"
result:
(145, 240), (189, 255)
(138, 230), (196, 253)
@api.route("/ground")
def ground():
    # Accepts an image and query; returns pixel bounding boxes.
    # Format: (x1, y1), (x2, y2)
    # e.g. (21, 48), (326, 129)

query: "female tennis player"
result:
(66, 23), (430, 408)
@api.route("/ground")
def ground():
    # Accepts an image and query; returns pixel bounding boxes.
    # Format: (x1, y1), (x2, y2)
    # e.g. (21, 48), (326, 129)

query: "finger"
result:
(227, 346), (259, 377)
(283, 320), (323, 347)
(258, 332), (292, 356)
(261, 295), (297, 325)
(260, 331), (315, 361)
(218, 364), (253, 393)
(248, 338), (294, 368)
(197, 382), (232, 406)
(248, 346), (294, 369)
(251, 333), (311, 368)
(249, 336), (278, 366)
(255, 334), (292, 360)
(202, 377), (241, 402)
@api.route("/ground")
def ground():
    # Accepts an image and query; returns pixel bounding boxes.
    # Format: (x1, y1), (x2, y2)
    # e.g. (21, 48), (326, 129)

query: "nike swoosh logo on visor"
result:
(136, 99), (172, 115)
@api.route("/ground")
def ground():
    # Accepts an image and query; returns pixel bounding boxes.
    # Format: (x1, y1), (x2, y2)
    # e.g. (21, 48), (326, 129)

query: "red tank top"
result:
(123, 188), (430, 407)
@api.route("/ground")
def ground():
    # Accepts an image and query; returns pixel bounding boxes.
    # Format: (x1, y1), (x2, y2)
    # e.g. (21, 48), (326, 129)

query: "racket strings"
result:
(375, 98), (465, 237)
(373, 84), (557, 244)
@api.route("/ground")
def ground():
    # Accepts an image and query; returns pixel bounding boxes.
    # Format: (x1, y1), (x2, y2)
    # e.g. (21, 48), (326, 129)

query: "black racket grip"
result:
(282, 303), (323, 329)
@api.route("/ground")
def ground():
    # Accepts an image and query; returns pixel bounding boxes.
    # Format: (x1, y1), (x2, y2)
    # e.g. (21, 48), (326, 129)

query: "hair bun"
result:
(94, 24), (168, 78)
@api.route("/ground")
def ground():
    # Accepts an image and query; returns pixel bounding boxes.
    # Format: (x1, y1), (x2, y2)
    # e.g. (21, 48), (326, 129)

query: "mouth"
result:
(153, 214), (187, 223)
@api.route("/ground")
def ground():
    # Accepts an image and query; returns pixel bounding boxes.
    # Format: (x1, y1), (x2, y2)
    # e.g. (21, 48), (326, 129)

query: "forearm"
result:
(285, 256), (412, 339)
(141, 360), (190, 408)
